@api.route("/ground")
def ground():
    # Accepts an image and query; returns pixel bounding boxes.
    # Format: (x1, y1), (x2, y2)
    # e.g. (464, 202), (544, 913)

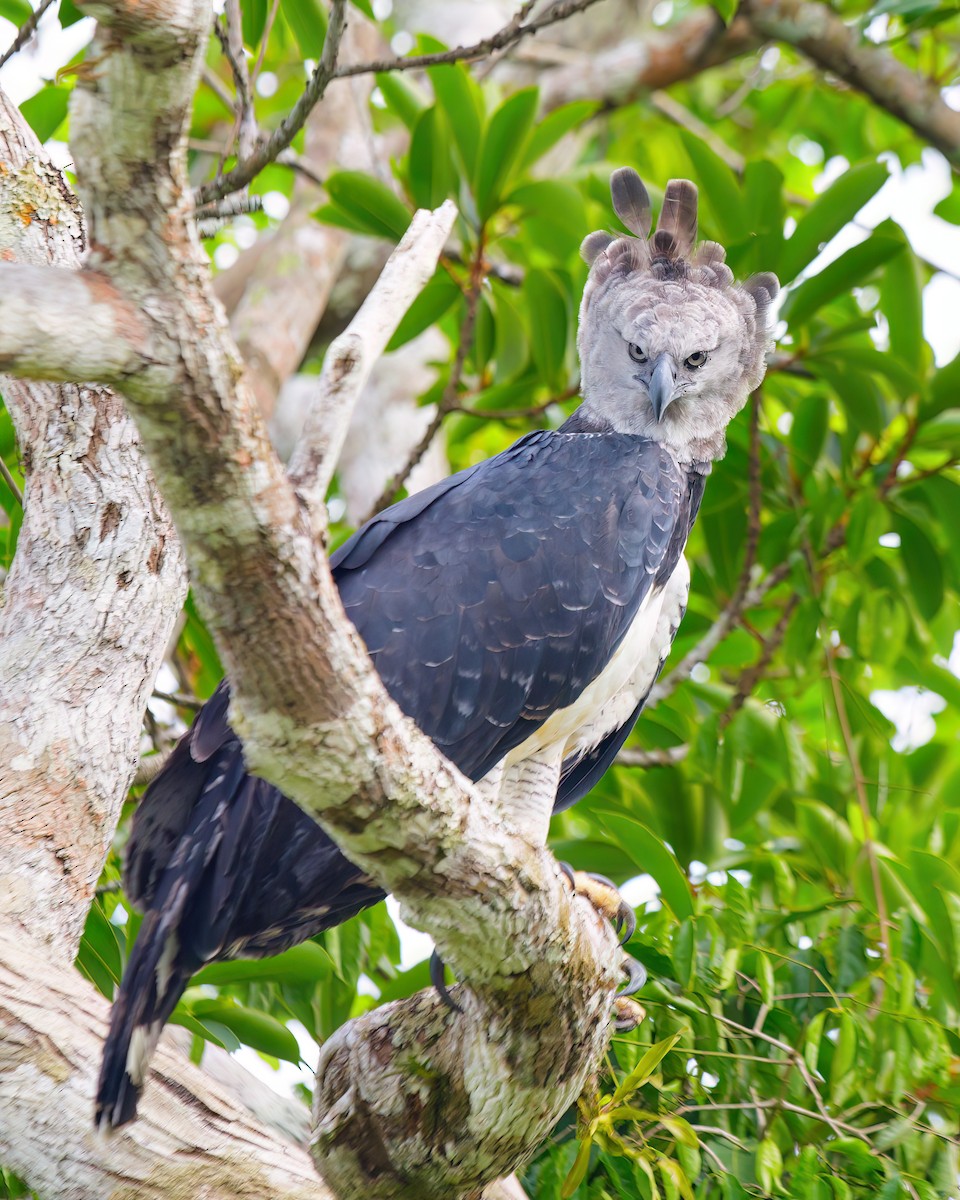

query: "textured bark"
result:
(742, 0), (960, 168)
(0, 932), (329, 1200)
(0, 6), (623, 1200)
(0, 90), (185, 959)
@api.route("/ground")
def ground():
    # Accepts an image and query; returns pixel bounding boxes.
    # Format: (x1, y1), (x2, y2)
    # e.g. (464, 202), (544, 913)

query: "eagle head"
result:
(576, 168), (779, 464)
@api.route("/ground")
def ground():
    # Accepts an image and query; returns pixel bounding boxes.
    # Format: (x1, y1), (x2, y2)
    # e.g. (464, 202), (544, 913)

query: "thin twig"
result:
(335, 0), (606, 81)
(0, 456), (23, 506)
(195, 0), (605, 204)
(250, 0), (282, 93)
(201, 66), (236, 114)
(366, 243), (486, 519)
(275, 149), (326, 188)
(196, 0), (349, 205)
(151, 688), (203, 711)
(824, 646), (892, 963)
(0, 0), (56, 71)
(451, 385), (578, 422)
(218, 2), (258, 163)
(616, 744), (689, 769)
(286, 201), (459, 519)
(718, 594), (799, 731)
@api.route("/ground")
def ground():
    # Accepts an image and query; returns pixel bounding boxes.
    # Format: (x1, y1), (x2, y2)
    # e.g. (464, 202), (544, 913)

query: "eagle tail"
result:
(94, 896), (194, 1131)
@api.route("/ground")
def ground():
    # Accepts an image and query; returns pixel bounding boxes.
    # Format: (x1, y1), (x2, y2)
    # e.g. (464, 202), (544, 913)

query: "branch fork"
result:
(0, 4), (628, 1197)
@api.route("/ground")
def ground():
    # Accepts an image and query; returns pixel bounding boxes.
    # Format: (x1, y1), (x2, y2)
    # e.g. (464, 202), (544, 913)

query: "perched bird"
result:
(96, 169), (778, 1130)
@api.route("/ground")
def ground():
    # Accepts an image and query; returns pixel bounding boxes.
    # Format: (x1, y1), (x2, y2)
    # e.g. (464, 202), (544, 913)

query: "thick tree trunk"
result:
(0, 5), (625, 1197)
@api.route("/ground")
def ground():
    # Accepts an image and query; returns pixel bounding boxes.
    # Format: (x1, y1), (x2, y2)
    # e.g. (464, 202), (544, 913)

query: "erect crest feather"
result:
(580, 167), (779, 318)
(652, 179), (698, 261)
(610, 167), (652, 239)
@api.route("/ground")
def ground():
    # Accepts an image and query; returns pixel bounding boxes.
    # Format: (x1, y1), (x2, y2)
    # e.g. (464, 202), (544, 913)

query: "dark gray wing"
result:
(333, 430), (688, 781)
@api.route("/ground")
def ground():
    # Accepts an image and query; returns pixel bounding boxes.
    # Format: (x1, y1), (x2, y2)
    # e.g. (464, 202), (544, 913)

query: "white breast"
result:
(502, 556), (691, 770)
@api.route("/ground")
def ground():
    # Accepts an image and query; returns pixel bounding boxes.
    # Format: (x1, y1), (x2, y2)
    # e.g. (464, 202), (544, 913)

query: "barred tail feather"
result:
(95, 909), (190, 1131)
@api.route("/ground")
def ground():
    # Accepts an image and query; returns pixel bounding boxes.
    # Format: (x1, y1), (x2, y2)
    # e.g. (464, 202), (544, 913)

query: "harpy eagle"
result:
(96, 169), (778, 1130)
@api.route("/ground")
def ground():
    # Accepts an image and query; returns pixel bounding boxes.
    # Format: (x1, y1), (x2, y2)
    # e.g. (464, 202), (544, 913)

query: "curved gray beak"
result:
(649, 353), (679, 423)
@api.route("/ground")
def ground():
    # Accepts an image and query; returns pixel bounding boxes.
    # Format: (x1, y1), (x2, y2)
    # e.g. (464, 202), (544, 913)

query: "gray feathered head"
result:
(577, 168), (779, 463)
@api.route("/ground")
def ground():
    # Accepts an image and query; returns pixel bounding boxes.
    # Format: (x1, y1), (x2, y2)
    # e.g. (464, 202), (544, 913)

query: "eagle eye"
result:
(685, 350), (708, 369)
(628, 343), (648, 364)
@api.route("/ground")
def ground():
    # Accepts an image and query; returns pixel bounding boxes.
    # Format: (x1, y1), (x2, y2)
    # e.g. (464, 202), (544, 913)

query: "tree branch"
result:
(226, 15), (385, 422)
(0, 87), (185, 958)
(0, 931), (331, 1200)
(195, 0), (348, 205)
(195, 0), (608, 204)
(0, 264), (152, 384)
(0, 8), (629, 1197)
(741, 0), (960, 168)
(0, 0), (57, 70)
(538, 9), (757, 111)
(287, 199), (457, 518)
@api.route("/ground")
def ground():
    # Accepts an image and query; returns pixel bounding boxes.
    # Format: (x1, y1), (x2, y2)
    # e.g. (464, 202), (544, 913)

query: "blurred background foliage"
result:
(2, 0), (960, 1196)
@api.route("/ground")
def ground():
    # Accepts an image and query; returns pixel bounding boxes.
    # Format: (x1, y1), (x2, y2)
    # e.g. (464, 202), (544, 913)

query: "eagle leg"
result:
(558, 864), (637, 944)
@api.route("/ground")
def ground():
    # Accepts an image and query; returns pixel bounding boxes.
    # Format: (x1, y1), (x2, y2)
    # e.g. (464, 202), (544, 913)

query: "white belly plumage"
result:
(486, 557), (690, 843)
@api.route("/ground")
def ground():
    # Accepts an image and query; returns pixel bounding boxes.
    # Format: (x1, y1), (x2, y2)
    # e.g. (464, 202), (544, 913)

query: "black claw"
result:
(618, 955), (647, 997)
(558, 861), (576, 888)
(582, 871), (636, 944)
(430, 949), (462, 1013)
(616, 904), (637, 945)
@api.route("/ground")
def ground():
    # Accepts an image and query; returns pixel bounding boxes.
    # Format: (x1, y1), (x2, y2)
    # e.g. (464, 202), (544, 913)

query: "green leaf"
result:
(922, 351), (960, 419)
(829, 1012), (858, 1090)
(20, 86), (70, 142)
(58, 0), (84, 25)
(408, 106), (456, 210)
(755, 1137), (784, 1195)
(591, 811), (695, 920)
(385, 270), (461, 352)
(779, 161), (889, 283)
(75, 903), (124, 1000)
(323, 171), (411, 240)
(672, 919), (697, 989)
(474, 87), (539, 220)
(879, 229), (924, 375)
(192, 940), (337, 986)
(525, 267), (568, 386)
(375, 72), (428, 131)
(0, 0), (31, 23)
(506, 180), (589, 261)
(678, 130), (748, 244)
(611, 1034), (682, 1103)
(517, 100), (598, 173)
(241, 0), (268, 46)
(790, 393), (830, 473)
(782, 233), (904, 327)
(756, 950), (775, 1006)
(895, 513), (943, 619)
(280, 0), (328, 57)
(561, 1134), (594, 1199)
(846, 493), (888, 565)
(426, 45), (484, 181)
(712, 0), (738, 22)
(189, 999), (301, 1063)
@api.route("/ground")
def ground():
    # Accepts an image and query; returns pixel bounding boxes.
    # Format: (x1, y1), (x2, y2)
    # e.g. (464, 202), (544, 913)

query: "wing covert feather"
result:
(334, 431), (688, 781)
